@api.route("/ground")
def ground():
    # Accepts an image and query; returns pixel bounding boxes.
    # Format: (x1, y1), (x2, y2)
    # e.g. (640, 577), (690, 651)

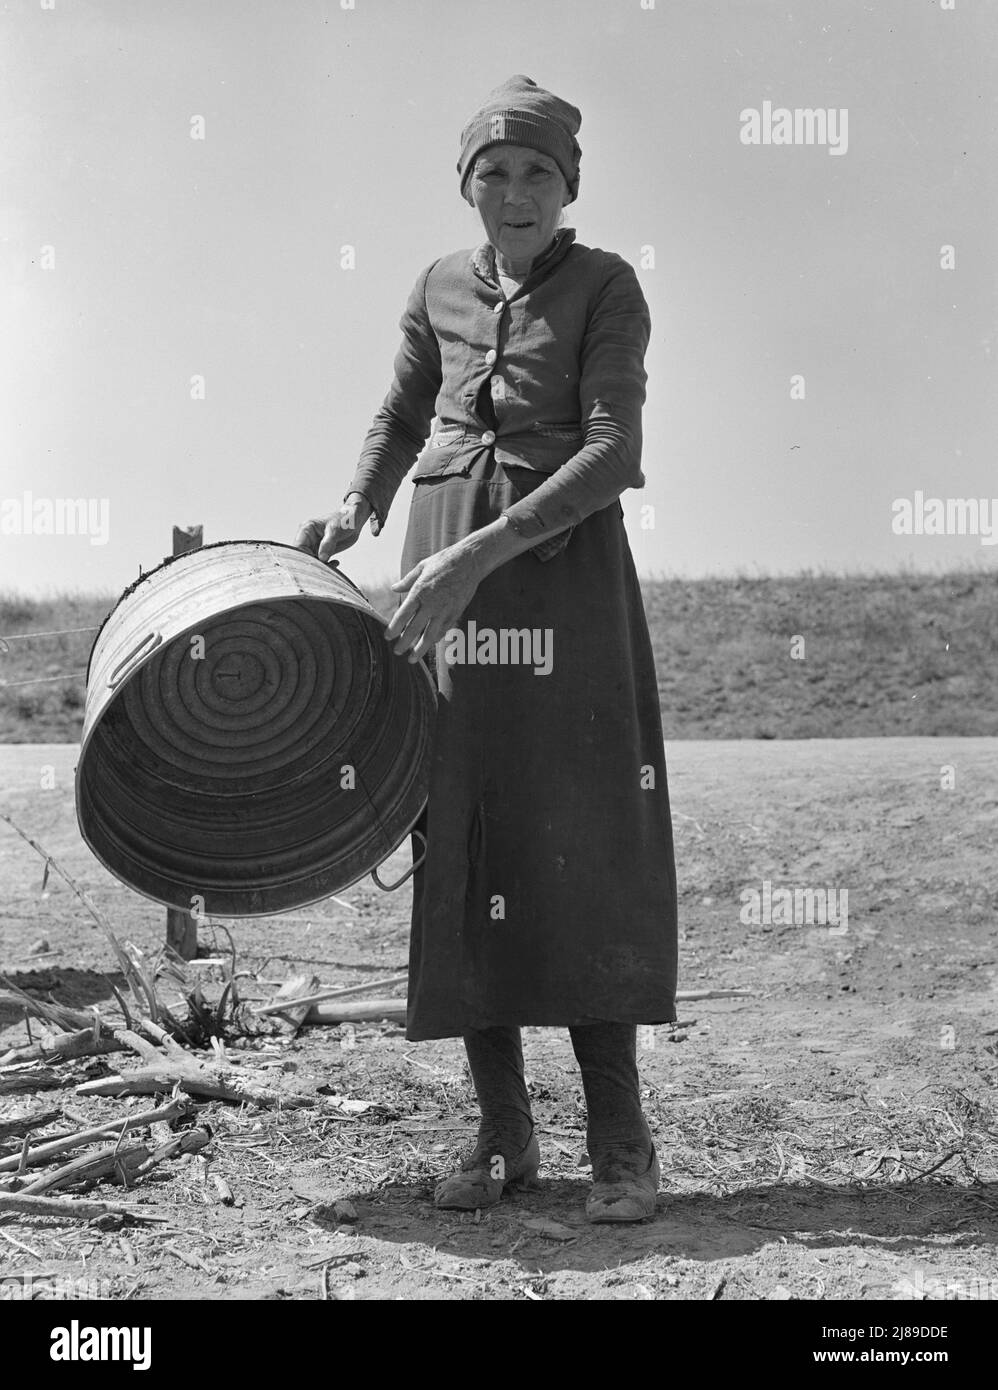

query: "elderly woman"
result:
(297, 75), (678, 1223)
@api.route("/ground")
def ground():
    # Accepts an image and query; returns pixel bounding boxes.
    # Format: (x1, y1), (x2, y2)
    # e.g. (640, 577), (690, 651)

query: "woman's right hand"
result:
(295, 493), (378, 563)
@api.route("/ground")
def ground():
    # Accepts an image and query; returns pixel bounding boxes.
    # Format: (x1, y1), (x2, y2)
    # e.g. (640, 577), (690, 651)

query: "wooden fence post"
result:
(165, 525), (203, 960)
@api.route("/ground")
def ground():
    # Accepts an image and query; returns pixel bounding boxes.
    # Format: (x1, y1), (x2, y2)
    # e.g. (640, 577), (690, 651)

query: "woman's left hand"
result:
(385, 544), (482, 663)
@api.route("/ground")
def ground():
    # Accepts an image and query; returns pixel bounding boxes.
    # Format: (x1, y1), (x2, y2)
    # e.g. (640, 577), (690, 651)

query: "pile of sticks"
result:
(0, 1097), (209, 1224)
(0, 981), (314, 1227)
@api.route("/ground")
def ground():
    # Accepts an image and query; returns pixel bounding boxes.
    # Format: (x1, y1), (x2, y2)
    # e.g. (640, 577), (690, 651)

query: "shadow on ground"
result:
(305, 1176), (998, 1277)
(0, 966), (125, 1026)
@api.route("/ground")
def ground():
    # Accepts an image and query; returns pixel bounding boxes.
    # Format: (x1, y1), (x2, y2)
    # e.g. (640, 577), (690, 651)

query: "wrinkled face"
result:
(467, 144), (570, 267)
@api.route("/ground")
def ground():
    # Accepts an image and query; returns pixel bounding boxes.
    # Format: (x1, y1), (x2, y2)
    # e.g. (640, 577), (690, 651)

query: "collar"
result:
(470, 227), (577, 288)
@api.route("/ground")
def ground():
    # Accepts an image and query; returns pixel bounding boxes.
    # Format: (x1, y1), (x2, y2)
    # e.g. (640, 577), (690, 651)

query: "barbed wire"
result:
(0, 626), (98, 688)
(0, 625), (101, 641)
(1, 672), (88, 688)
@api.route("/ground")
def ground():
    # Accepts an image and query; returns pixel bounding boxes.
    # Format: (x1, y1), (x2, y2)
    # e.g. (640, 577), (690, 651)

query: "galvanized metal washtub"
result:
(75, 540), (435, 917)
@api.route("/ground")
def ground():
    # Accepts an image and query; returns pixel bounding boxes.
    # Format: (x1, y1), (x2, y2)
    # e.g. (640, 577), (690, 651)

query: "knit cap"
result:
(457, 74), (582, 204)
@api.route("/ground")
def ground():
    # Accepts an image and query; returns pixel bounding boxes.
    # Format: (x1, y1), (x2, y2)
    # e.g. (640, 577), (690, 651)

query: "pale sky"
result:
(1, 0), (996, 596)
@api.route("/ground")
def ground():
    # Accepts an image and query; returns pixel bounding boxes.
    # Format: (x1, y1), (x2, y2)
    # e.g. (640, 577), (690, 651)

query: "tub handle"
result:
(107, 631), (162, 690)
(371, 830), (426, 893)
(324, 557), (370, 602)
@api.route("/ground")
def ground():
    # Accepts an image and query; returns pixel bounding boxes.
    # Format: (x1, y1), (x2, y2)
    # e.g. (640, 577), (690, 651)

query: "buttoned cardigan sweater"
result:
(345, 228), (652, 553)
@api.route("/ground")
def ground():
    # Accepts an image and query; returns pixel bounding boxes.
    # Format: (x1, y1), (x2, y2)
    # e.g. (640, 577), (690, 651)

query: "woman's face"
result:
(467, 144), (569, 268)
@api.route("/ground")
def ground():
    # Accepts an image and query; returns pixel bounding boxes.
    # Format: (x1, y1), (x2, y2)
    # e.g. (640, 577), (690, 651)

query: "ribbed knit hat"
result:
(457, 74), (582, 204)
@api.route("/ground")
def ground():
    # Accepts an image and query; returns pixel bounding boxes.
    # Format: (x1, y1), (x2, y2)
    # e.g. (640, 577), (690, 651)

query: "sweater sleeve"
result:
(343, 261), (442, 528)
(500, 256), (651, 540)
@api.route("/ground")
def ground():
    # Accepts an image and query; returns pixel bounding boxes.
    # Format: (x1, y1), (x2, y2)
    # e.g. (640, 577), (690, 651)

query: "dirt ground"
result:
(1, 738), (997, 1302)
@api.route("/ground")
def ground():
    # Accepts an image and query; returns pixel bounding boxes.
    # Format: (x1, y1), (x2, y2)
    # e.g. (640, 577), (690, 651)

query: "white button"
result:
(481, 430), (496, 445)
(493, 301), (504, 314)
(485, 349), (497, 365)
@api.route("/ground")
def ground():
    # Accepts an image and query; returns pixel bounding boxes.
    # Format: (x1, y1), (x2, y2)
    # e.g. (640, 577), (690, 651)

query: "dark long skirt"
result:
(399, 455), (678, 1041)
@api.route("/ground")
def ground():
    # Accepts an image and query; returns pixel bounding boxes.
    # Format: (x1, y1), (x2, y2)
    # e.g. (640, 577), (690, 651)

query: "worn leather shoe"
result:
(434, 1127), (540, 1210)
(586, 1139), (660, 1223)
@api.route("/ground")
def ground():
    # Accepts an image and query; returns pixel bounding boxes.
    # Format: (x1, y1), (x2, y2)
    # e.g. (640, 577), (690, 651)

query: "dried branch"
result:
(264, 973), (320, 1035)
(0, 981), (96, 1033)
(0, 1098), (195, 1174)
(253, 980), (747, 1019)
(251, 973), (408, 1016)
(0, 1110), (61, 1145)
(132, 1127), (211, 1178)
(0, 1192), (169, 1223)
(76, 1061), (314, 1109)
(19, 1142), (152, 1195)
(304, 999), (407, 1026)
(0, 1025), (128, 1067)
(0, 1067), (62, 1095)
(16, 1126), (209, 1196)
